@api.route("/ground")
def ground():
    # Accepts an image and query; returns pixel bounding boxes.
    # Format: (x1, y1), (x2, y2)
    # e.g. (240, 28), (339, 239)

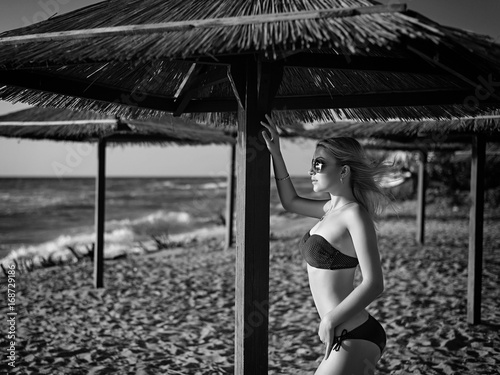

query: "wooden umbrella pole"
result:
(94, 138), (106, 288)
(231, 57), (283, 374)
(416, 150), (427, 245)
(467, 135), (485, 324)
(225, 143), (236, 251)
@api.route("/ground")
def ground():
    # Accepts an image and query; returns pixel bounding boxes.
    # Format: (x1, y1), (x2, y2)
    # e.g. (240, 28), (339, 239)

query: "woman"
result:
(261, 115), (389, 375)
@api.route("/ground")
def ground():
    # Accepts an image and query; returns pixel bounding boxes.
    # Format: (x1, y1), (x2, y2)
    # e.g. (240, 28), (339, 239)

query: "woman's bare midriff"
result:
(307, 264), (369, 337)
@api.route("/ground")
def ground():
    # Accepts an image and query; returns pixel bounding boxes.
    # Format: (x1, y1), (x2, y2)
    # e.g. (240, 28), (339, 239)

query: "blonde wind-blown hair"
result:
(316, 137), (393, 222)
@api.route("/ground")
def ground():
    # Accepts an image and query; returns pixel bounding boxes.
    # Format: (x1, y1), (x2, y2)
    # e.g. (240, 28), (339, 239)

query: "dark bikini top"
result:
(299, 231), (359, 270)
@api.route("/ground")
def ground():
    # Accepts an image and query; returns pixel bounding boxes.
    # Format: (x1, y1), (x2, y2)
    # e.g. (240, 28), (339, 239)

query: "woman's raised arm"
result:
(261, 115), (328, 219)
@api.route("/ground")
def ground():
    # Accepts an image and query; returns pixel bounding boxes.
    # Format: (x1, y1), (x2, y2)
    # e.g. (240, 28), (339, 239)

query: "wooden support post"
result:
(467, 136), (485, 324)
(230, 57), (283, 374)
(94, 139), (106, 288)
(225, 143), (236, 250)
(416, 151), (427, 245)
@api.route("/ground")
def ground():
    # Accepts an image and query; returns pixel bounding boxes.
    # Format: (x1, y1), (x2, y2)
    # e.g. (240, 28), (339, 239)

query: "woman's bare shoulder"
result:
(344, 203), (373, 227)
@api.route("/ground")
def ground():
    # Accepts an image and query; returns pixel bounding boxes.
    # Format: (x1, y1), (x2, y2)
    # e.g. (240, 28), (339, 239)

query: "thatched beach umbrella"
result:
(296, 115), (500, 143)
(1, 0), (500, 370)
(0, 106), (237, 144)
(1, 2), (500, 122)
(0, 107), (236, 288)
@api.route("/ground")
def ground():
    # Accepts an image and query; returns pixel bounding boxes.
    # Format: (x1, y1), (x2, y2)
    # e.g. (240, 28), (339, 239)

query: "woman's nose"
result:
(308, 168), (315, 176)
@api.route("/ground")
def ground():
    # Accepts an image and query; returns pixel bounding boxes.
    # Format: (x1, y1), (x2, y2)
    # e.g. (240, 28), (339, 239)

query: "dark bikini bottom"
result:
(333, 314), (386, 354)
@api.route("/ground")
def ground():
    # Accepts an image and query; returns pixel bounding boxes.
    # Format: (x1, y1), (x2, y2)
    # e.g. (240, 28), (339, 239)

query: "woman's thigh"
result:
(314, 339), (381, 375)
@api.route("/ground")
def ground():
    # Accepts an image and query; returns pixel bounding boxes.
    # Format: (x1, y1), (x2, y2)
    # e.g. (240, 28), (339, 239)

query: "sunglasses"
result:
(311, 158), (325, 173)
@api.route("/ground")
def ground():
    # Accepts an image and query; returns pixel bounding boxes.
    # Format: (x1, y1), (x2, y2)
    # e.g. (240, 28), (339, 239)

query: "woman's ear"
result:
(341, 165), (350, 177)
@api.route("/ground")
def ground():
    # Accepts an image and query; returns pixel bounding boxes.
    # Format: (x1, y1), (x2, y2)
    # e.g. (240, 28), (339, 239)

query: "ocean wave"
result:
(0, 193), (93, 215)
(0, 209), (213, 266)
(0, 227), (136, 267)
(139, 180), (181, 191)
(105, 210), (192, 229)
(155, 180), (193, 190)
(160, 181), (176, 188)
(0, 223), (226, 270)
(136, 210), (191, 225)
(1, 194), (67, 206)
(199, 181), (227, 190)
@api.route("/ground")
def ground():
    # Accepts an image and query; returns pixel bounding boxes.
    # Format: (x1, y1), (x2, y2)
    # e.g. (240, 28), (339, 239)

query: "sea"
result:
(0, 176), (317, 265)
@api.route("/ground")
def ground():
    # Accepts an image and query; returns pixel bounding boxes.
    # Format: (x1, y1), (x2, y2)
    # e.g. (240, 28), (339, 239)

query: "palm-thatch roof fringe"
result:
(0, 1), (496, 70)
(0, 107), (115, 122)
(0, 4), (411, 45)
(279, 67), (465, 96)
(0, 2), (445, 66)
(297, 116), (500, 143)
(357, 138), (469, 152)
(0, 0), (499, 122)
(0, 123), (114, 142)
(333, 105), (498, 123)
(1, 85), (496, 126)
(0, 108), (236, 145)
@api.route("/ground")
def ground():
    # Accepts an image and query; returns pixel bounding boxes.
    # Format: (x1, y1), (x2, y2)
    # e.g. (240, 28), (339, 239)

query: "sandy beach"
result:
(1, 201), (499, 375)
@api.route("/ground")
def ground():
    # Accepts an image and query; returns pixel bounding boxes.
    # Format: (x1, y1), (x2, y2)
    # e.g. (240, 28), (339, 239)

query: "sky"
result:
(0, 0), (499, 177)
